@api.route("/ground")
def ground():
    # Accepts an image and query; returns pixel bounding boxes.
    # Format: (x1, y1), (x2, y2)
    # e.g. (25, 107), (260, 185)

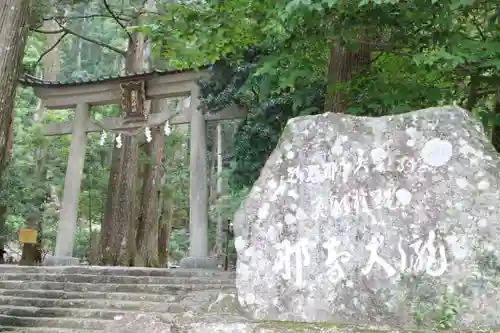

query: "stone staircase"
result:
(0, 265), (239, 332)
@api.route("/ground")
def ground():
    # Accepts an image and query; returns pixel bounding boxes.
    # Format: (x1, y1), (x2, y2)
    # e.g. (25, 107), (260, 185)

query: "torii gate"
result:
(19, 68), (246, 268)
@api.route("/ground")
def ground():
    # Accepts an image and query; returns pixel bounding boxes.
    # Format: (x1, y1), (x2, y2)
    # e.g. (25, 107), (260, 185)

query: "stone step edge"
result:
(0, 304), (169, 316)
(0, 288), (182, 300)
(0, 272), (233, 281)
(0, 264), (231, 274)
(0, 327), (99, 333)
(1, 317), (460, 333)
(0, 280), (235, 289)
(0, 268), (236, 279)
(0, 296), (185, 308)
(0, 314), (113, 327)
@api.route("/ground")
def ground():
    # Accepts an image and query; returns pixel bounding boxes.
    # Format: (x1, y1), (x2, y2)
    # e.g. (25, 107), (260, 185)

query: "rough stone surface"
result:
(107, 314), (174, 333)
(0, 264), (235, 279)
(107, 314), (396, 333)
(180, 256), (219, 269)
(43, 256), (80, 266)
(0, 272), (230, 285)
(0, 321), (490, 333)
(0, 280), (234, 294)
(0, 290), (240, 313)
(234, 106), (500, 329)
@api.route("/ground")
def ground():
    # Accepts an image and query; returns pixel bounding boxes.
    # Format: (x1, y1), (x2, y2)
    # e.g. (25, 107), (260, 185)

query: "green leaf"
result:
(484, 59), (500, 70)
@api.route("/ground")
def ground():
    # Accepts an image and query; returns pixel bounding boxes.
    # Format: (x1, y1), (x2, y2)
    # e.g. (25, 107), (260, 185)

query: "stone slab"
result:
(0, 314), (111, 330)
(234, 106), (500, 329)
(0, 297), (178, 313)
(0, 264), (235, 279)
(0, 305), (144, 320)
(0, 328), (98, 333)
(0, 280), (235, 294)
(0, 289), (177, 302)
(0, 272), (231, 285)
(0, 289), (240, 314)
(107, 314), (492, 332)
(0, 314), (492, 332)
(42, 256), (79, 266)
(0, 289), (177, 303)
(180, 256), (219, 269)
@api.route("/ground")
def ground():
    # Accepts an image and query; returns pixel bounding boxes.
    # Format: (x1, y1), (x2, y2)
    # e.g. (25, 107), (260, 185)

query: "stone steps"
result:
(0, 281), (233, 294)
(0, 315), (359, 332)
(0, 298), (187, 313)
(0, 265), (236, 278)
(0, 289), (177, 302)
(0, 315), (113, 330)
(2, 326), (119, 333)
(0, 327), (97, 333)
(0, 305), (164, 321)
(0, 265), (238, 332)
(0, 273), (232, 285)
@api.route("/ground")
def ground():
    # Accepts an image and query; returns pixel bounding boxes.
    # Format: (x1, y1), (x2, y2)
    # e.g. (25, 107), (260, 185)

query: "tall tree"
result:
(135, 100), (165, 267)
(0, 0), (32, 179)
(100, 2), (153, 266)
(19, 14), (63, 265)
(324, 40), (371, 112)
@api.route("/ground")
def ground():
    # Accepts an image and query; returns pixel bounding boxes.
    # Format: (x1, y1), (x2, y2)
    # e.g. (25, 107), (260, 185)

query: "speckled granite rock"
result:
(234, 106), (500, 329)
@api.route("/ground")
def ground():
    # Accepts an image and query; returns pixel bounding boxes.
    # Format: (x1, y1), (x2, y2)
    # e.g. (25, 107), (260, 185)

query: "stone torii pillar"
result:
(45, 102), (89, 266)
(180, 86), (218, 269)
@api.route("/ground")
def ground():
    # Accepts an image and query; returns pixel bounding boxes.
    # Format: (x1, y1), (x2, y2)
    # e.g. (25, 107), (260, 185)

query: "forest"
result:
(0, 0), (499, 267)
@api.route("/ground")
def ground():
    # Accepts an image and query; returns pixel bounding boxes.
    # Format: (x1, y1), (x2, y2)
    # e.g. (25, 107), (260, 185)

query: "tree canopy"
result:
(142, 0), (500, 190)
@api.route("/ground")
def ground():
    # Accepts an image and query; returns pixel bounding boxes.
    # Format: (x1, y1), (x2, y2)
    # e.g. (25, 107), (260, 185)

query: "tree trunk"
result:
(0, 0), (31, 179)
(491, 92), (500, 153)
(156, 173), (168, 267)
(99, 139), (122, 264)
(0, 0), (31, 264)
(135, 100), (165, 267)
(0, 203), (8, 263)
(158, 197), (173, 267)
(213, 123), (225, 261)
(100, 31), (145, 265)
(27, 16), (62, 263)
(0, 108), (15, 259)
(209, 130), (218, 204)
(118, 134), (140, 266)
(19, 214), (43, 265)
(324, 39), (371, 113)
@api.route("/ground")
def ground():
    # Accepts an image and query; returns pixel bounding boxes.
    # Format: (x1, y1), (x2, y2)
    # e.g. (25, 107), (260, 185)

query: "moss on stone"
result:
(254, 321), (500, 333)
(256, 320), (345, 329)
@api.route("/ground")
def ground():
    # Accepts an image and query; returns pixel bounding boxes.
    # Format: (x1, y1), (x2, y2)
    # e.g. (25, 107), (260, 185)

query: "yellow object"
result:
(19, 228), (37, 244)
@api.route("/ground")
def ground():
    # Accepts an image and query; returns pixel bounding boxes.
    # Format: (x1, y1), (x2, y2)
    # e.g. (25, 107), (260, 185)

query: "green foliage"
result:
(1, 1), (195, 260)
(8, 0), (500, 274)
(145, 0), (500, 198)
(2, 88), (194, 257)
(212, 187), (249, 221)
(167, 229), (189, 263)
(398, 272), (461, 329)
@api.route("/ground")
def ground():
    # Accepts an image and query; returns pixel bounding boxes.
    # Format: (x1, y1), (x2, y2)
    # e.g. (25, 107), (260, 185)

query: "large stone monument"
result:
(234, 106), (500, 329)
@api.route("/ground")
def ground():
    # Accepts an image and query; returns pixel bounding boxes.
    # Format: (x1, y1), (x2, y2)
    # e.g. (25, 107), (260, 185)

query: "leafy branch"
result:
(34, 31), (69, 69)
(52, 19), (126, 56)
(42, 13), (130, 22)
(103, 0), (133, 41)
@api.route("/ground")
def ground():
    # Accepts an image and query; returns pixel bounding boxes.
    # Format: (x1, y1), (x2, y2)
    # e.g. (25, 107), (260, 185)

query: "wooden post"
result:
(53, 102), (89, 261)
